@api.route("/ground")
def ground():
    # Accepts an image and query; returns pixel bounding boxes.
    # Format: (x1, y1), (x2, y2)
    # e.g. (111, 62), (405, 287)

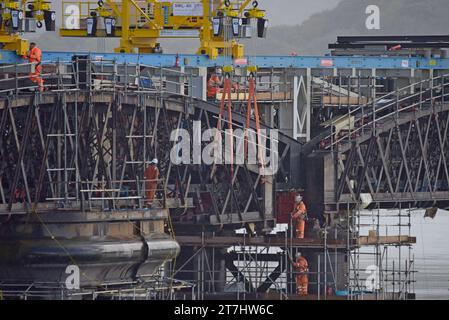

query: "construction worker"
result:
(144, 159), (159, 207)
(292, 252), (309, 296)
(207, 67), (223, 100)
(291, 194), (307, 239)
(23, 42), (44, 92)
(14, 185), (26, 203)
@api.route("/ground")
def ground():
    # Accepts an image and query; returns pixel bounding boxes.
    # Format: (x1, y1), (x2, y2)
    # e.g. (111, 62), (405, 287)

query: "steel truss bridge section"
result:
(0, 58), (301, 233)
(0, 57), (303, 298)
(305, 74), (449, 211)
(0, 56), (422, 301)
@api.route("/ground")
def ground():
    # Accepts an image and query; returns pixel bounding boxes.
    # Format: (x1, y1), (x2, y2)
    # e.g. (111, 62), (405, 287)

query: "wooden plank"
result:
(216, 91), (292, 101)
(323, 96), (369, 106)
(358, 235), (416, 246)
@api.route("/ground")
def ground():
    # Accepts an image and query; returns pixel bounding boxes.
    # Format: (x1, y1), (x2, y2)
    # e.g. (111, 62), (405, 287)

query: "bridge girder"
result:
(309, 75), (449, 211)
(0, 90), (300, 233)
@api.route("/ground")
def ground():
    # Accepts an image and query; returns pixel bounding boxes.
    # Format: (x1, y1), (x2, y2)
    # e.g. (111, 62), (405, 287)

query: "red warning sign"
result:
(320, 59), (334, 67)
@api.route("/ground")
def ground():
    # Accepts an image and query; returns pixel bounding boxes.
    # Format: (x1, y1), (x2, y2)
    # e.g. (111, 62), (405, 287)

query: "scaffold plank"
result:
(358, 235), (417, 246)
(176, 235), (348, 249)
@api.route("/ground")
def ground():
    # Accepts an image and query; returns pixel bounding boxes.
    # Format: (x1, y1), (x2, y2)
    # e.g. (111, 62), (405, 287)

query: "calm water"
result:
(410, 210), (449, 300)
(359, 209), (449, 300)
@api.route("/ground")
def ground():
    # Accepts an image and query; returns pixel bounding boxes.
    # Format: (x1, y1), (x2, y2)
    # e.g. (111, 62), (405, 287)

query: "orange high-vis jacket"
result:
(28, 46), (42, 64)
(23, 46), (43, 75)
(144, 165), (159, 186)
(207, 74), (222, 98)
(293, 256), (309, 273)
(292, 201), (307, 220)
(144, 165), (160, 202)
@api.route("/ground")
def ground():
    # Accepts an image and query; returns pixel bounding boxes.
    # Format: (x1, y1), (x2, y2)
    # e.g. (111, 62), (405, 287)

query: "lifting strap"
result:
(217, 75), (234, 179)
(245, 74), (265, 176)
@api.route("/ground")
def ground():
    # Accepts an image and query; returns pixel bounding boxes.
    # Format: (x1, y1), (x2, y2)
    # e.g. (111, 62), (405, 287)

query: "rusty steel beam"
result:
(176, 235), (348, 249)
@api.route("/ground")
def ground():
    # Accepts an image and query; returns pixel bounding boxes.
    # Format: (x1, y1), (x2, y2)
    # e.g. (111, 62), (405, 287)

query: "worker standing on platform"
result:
(292, 252), (309, 296)
(14, 185), (26, 203)
(291, 195), (307, 239)
(23, 42), (44, 92)
(144, 159), (159, 207)
(207, 68), (223, 100)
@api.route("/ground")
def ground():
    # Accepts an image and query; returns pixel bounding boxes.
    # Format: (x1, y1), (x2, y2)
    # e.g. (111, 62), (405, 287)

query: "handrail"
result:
(321, 74), (449, 149)
(0, 59), (197, 97)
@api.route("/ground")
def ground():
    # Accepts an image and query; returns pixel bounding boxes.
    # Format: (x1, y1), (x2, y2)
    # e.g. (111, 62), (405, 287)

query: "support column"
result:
(292, 68), (311, 142)
(263, 174), (274, 232)
(216, 248), (227, 293)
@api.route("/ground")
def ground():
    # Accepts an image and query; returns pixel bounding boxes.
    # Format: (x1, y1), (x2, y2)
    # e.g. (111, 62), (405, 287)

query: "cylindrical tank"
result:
(0, 209), (180, 288)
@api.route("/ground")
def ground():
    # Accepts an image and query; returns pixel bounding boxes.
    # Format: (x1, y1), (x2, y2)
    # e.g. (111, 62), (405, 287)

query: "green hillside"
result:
(248, 0), (449, 55)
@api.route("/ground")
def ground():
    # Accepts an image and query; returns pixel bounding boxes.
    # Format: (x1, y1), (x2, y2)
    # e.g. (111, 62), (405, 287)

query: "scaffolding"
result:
(347, 205), (416, 300)
(166, 229), (350, 300)
(0, 58), (433, 301)
(0, 271), (195, 300)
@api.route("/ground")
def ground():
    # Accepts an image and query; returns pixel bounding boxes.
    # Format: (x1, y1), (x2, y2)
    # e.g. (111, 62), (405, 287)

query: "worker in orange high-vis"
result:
(207, 67), (223, 100)
(292, 252), (309, 296)
(144, 159), (160, 207)
(291, 195), (307, 239)
(23, 42), (44, 92)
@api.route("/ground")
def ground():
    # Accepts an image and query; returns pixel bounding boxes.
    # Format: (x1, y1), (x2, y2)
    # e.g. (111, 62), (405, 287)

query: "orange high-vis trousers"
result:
(29, 65), (44, 91)
(295, 218), (305, 239)
(296, 275), (308, 295)
(26, 47), (44, 92)
(144, 166), (159, 205)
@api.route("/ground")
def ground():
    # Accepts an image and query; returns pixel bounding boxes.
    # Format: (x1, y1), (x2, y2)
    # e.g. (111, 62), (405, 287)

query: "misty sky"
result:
(260, 0), (341, 25)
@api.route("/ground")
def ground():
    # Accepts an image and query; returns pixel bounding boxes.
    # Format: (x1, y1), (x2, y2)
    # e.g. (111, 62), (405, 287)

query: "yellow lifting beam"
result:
(0, 0), (55, 55)
(59, 0), (267, 59)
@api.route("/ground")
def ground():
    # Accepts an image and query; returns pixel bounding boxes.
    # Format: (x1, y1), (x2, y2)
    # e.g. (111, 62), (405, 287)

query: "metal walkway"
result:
(2, 49), (449, 69)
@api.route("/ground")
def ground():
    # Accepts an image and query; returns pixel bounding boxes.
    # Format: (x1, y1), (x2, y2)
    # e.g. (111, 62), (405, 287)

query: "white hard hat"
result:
(296, 252), (302, 258)
(216, 67), (223, 75)
(151, 158), (159, 165)
(295, 195), (303, 202)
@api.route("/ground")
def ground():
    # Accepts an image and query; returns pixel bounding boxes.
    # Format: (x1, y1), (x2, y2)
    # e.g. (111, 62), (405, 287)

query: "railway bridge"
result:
(0, 58), (303, 298)
(0, 55), (447, 299)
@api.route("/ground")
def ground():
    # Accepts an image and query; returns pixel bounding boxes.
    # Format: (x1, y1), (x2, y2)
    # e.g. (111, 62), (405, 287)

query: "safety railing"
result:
(209, 69), (292, 104)
(6, 177), (171, 213)
(77, 178), (167, 210)
(0, 58), (200, 213)
(0, 58), (198, 98)
(321, 74), (449, 150)
(0, 275), (195, 300)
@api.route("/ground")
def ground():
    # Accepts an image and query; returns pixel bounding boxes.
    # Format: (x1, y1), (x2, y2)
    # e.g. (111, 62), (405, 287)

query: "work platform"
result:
(177, 235), (348, 249)
(2, 50), (449, 69)
(176, 234), (416, 248)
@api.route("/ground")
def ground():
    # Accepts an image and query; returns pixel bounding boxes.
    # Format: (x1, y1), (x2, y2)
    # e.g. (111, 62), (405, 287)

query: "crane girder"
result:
(58, 0), (267, 59)
(0, 0), (55, 55)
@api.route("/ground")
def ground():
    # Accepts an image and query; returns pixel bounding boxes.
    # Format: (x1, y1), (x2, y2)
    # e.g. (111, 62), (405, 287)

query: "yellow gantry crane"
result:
(59, 0), (267, 59)
(0, 0), (55, 55)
